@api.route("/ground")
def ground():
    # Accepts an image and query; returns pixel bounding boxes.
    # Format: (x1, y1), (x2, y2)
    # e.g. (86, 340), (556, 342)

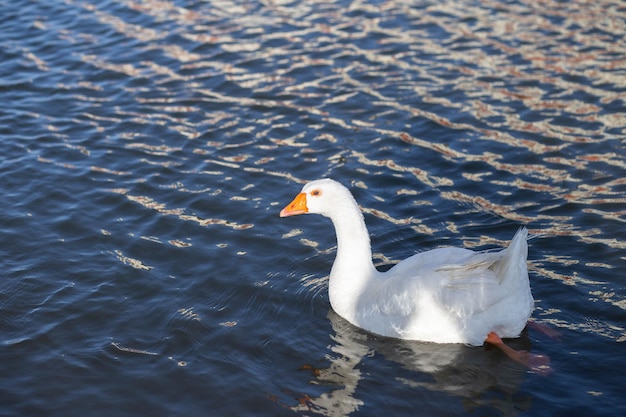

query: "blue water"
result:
(1, 0), (625, 415)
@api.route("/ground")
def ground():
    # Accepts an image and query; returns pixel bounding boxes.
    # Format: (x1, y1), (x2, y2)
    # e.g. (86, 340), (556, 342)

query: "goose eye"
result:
(311, 189), (321, 197)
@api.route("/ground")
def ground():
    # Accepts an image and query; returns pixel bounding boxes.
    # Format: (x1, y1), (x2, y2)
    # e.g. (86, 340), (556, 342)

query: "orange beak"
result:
(280, 193), (308, 217)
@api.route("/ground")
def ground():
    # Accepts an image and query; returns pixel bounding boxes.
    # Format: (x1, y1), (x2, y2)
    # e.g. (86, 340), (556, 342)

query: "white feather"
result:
(282, 179), (534, 346)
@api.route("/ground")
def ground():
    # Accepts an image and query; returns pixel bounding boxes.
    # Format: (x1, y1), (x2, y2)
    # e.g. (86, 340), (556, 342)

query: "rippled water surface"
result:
(1, 0), (625, 416)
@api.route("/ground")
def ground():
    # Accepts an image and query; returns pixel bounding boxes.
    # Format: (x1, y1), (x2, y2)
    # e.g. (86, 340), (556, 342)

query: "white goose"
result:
(281, 178), (548, 371)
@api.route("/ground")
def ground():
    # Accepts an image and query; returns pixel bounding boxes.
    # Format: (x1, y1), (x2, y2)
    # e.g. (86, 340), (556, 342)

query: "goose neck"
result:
(328, 204), (376, 280)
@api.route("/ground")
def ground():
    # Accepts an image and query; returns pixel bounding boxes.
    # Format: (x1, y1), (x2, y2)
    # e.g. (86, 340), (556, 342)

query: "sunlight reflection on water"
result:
(1, 0), (625, 416)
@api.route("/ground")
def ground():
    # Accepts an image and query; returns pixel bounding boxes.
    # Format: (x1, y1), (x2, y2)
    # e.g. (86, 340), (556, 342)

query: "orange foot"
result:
(485, 332), (552, 376)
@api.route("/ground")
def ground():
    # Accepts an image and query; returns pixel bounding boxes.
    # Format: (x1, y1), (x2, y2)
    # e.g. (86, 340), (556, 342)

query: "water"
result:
(1, 0), (625, 415)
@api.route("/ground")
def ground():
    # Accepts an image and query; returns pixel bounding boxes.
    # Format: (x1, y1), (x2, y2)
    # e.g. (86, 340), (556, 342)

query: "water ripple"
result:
(1, 0), (625, 416)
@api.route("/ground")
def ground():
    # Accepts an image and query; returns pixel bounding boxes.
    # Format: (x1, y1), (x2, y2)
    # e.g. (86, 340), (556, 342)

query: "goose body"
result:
(280, 178), (534, 346)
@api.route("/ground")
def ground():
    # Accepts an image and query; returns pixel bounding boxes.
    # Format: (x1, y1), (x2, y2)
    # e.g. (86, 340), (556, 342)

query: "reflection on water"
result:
(282, 310), (532, 416)
(1, 0), (625, 416)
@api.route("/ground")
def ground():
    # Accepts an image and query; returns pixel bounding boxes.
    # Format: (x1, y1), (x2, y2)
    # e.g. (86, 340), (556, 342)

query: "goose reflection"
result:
(289, 309), (532, 416)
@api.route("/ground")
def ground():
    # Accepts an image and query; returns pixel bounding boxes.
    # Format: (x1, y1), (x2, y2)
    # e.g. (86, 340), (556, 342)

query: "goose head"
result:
(280, 178), (355, 219)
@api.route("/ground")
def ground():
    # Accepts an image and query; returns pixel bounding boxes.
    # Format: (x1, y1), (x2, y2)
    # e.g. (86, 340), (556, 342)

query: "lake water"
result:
(1, 0), (625, 416)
